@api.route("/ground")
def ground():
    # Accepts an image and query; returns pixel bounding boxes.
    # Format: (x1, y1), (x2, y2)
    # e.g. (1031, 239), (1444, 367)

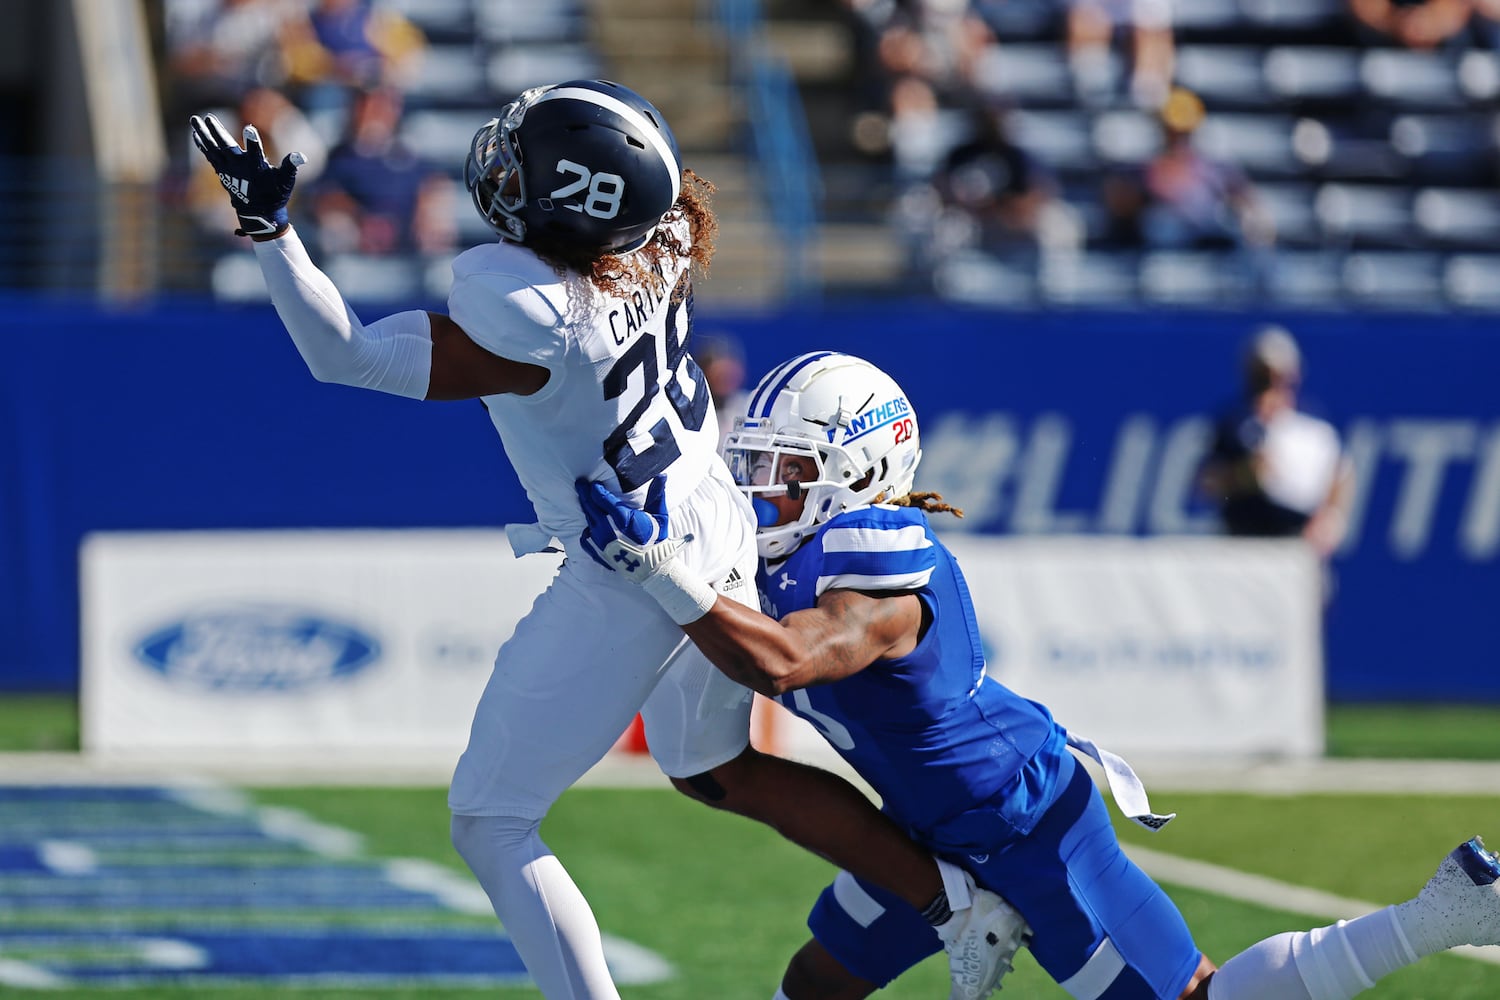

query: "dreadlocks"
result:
(883, 491), (965, 519)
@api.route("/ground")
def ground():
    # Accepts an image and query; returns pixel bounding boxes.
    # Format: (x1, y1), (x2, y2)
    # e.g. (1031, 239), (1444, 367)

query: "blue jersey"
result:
(760, 504), (1068, 854)
(778, 505), (1204, 997)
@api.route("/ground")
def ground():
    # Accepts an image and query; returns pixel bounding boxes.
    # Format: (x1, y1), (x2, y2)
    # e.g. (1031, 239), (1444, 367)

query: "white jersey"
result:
(1258, 409), (1343, 515)
(446, 215), (721, 555)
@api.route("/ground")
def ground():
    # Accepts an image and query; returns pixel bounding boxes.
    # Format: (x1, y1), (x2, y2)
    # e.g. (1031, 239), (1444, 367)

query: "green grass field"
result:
(4, 696), (1500, 997)
(8, 785), (1493, 999)
(7, 695), (1500, 758)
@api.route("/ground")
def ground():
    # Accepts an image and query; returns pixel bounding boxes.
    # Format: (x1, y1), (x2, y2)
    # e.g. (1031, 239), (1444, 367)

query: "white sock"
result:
(1209, 908), (1419, 1000)
(452, 813), (620, 999)
(772, 989), (792, 1000)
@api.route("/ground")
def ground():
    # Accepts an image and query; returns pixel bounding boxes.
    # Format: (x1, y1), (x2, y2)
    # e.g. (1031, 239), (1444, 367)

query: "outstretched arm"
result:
(189, 113), (546, 402)
(681, 588), (921, 697)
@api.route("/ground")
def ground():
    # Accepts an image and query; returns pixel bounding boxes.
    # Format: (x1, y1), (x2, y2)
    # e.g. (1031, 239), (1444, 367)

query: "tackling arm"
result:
(681, 588), (923, 698)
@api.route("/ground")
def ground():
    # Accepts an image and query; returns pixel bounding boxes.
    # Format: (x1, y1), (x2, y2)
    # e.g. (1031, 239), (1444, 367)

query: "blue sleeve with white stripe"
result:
(812, 506), (937, 598)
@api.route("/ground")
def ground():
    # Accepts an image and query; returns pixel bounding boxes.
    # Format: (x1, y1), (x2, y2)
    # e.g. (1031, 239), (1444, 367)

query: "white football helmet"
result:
(724, 352), (922, 560)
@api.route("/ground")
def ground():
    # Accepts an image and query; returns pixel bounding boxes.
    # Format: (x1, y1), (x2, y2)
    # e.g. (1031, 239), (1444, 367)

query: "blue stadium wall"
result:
(3, 299), (1496, 700)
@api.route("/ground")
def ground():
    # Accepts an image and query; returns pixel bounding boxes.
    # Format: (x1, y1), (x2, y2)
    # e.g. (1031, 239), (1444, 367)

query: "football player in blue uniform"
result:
(192, 85), (1026, 1000)
(579, 351), (1500, 1000)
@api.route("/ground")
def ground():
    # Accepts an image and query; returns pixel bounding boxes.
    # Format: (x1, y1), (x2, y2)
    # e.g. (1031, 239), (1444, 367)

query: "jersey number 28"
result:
(601, 273), (709, 492)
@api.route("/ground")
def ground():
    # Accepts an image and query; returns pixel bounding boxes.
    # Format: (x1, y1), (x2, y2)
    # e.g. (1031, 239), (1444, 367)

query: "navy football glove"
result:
(575, 475), (716, 625)
(576, 475), (684, 578)
(189, 113), (306, 237)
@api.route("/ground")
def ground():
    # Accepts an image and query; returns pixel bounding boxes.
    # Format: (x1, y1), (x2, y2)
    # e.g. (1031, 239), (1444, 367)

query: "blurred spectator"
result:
(1064, 0), (1176, 108)
(929, 101), (1083, 256)
(1199, 326), (1355, 560)
(186, 86), (328, 241)
(164, 0), (312, 115)
(1101, 88), (1275, 253)
(282, 0), (427, 113)
(310, 86), (456, 255)
(692, 333), (751, 448)
(1347, 0), (1476, 50)
(846, 0), (998, 100)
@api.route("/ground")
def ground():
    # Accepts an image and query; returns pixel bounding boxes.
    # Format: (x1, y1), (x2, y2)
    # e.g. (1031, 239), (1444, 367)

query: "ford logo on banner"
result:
(133, 606), (381, 691)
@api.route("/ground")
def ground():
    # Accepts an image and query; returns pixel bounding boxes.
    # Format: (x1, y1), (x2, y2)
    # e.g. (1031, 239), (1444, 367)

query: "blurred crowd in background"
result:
(826, 0), (1500, 303)
(0, 0), (1476, 307)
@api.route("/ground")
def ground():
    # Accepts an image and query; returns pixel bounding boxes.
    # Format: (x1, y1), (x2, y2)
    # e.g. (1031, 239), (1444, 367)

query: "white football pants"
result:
(450, 467), (758, 998)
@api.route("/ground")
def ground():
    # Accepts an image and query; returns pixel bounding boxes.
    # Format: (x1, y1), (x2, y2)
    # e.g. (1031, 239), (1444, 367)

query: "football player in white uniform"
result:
(191, 81), (1018, 999)
(580, 351), (1500, 1000)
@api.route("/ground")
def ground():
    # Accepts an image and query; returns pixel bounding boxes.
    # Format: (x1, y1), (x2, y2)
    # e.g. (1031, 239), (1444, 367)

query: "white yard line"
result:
(1125, 843), (1500, 967)
(6, 749), (1500, 795)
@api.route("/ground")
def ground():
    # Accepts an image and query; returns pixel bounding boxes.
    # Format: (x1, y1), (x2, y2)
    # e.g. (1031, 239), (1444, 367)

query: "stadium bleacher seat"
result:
(1175, 46), (1269, 107)
(1239, 0), (1346, 32)
(1342, 251), (1446, 306)
(1255, 183), (1321, 246)
(1263, 46), (1362, 102)
(1008, 110), (1099, 173)
(474, 0), (588, 45)
(1092, 110), (1160, 166)
(1194, 113), (1302, 175)
(1266, 249), (1346, 304)
(1413, 188), (1500, 247)
(1170, 0), (1243, 33)
(1361, 50), (1464, 109)
(405, 45), (489, 106)
(932, 251), (1040, 306)
(970, 44), (1074, 106)
(1443, 254), (1500, 307)
(1314, 183), (1415, 246)
(487, 46), (602, 100)
(1039, 252), (1138, 304)
(1140, 250), (1252, 303)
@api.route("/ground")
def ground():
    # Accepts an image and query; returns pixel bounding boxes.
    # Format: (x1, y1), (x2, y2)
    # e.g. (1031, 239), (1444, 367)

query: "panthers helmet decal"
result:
(724, 353), (923, 560)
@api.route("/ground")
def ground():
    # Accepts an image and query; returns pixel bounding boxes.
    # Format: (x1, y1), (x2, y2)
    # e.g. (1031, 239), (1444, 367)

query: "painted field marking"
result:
(0, 785), (676, 990)
(1125, 843), (1500, 967)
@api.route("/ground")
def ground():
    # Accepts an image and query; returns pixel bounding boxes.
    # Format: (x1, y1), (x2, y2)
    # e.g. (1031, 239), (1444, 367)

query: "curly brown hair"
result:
(530, 168), (718, 300)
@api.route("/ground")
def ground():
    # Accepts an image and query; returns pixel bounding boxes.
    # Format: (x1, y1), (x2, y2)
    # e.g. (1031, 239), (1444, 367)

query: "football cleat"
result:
(1397, 836), (1500, 953)
(935, 881), (1033, 1000)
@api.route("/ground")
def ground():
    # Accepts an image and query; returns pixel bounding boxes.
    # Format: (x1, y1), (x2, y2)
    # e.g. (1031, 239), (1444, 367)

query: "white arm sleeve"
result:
(251, 227), (433, 399)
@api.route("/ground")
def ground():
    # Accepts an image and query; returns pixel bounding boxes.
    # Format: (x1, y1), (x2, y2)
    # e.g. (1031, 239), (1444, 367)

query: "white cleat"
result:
(1398, 836), (1500, 953)
(936, 881), (1033, 1000)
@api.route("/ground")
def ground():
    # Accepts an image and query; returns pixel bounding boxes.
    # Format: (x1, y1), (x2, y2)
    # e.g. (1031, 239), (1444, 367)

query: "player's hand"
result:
(575, 475), (687, 581)
(189, 113), (306, 238)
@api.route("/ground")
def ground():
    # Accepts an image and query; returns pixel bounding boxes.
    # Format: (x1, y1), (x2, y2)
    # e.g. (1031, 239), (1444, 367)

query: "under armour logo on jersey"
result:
(217, 172), (250, 203)
(612, 550), (642, 573)
(778, 573), (796, 590)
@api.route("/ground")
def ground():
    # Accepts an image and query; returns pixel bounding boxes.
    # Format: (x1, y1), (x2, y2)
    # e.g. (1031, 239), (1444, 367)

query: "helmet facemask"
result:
(464, 86), (548, 245)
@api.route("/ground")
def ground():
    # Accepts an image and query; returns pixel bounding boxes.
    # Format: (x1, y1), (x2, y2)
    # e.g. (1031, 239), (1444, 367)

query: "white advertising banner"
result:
(81, 530), (562, 755)
(940, 535), (1325, 758)
(83, 530), (1323, 762)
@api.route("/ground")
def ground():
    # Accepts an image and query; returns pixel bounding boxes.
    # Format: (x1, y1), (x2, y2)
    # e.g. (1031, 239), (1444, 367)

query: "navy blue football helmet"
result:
(464, 79), (683, 255)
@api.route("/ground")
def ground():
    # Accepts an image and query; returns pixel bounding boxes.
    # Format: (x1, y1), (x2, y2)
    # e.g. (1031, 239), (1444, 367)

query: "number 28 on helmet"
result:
(464, 79), (683, 256)
(724, 352), (923, 561)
